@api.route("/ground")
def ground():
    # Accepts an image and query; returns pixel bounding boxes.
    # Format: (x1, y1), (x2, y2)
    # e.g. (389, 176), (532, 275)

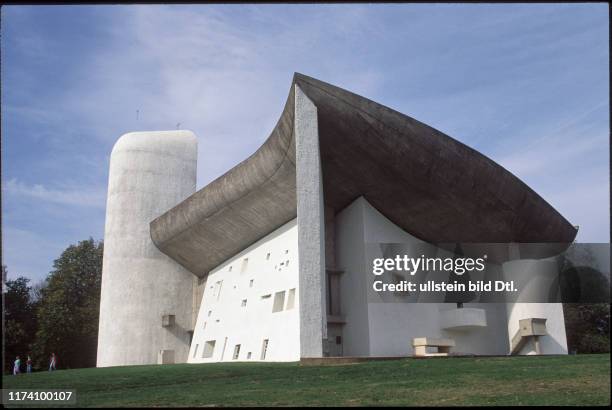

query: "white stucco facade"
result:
(332, 196), (567, 357)
(502, 259), (568, 354)
(183, 196), (568, 364)
(188, 219), (300, 363)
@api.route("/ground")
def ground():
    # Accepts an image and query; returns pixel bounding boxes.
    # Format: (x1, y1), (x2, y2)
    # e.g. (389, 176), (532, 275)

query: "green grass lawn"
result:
(2, 354), (610, 407)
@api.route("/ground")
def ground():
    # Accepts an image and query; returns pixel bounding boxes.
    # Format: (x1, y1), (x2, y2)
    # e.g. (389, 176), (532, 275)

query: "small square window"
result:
(241, 299), (247, 307)
(233, 344), (241, 360)
(266, 253), (271, 260)
(272, 291), (286, 313)
(249, 279), (254, 287)
(202, 340), (216, 359)
(241, 258), (249, 273)
(261, 339), (269, 360)
(213, 281), (223, 300)
(193, 344), (199, 358)
(286, 288), (296, 310)
(247, 352), (252, 359)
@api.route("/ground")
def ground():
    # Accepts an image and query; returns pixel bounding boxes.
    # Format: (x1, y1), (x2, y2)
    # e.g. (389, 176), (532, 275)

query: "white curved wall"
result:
(337, 197), (511, 357)
(97, 130), (197, 367)
(503, 259), (568, 355)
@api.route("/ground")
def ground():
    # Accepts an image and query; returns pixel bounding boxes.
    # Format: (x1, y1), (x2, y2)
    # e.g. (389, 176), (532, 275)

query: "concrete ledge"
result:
(412, 337), (456, 347)
(413, 337), (455, 357)
(440, 308), (487, 330)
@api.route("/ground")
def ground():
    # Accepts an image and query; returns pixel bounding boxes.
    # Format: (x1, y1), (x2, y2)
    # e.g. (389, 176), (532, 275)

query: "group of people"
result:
(12, 353), (57, 375)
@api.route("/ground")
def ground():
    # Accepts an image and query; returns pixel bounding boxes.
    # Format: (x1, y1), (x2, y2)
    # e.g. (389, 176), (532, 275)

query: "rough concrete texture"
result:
(150, 73), (577, 277)
(97, 130), (197, 367)
(296, 74), (577, 250)
(295, 85), (328, 358)
(149, 88), (297, 276)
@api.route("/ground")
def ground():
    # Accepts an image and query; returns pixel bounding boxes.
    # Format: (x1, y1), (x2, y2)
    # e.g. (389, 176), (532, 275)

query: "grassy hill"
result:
(2, 354), (610, 407)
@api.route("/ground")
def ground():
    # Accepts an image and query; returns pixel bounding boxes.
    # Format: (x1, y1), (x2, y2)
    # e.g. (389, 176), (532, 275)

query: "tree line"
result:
(3, 238), (103, 373)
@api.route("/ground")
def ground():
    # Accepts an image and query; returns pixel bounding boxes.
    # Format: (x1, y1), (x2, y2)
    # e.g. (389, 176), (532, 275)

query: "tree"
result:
(563, 303), (610, 353)
(33, 238), (103, 369)
(30, 279), (47, 304)
(560, 244), (610, 353)
(3, 269), (38, 374)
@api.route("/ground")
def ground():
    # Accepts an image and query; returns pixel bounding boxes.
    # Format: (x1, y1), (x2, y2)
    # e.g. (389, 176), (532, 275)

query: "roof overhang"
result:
(150, 73), (577, 276)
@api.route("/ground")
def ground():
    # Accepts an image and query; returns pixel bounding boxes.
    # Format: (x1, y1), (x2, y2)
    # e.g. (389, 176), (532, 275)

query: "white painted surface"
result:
(336, 197), (448, 356)
(334, 196), (563, 357)
(439, 307), (487, 330)
(505, 302), (568, 355)
(503, 259), (568, 355)
(334, 198), (371, 356)
(188, 219), (300, 363)
(97, 130), (197, 367)
(295, 85), (327, 358)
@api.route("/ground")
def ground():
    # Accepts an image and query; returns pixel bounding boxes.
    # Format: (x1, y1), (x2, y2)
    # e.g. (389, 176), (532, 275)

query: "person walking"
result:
(26, 356), (32, 373)
(13, 356), (21, 376)
(49, 353), (57, 372)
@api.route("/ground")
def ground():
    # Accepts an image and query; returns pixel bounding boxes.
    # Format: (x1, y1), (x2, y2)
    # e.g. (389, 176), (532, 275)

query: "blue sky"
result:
(1, 4), (609, 282)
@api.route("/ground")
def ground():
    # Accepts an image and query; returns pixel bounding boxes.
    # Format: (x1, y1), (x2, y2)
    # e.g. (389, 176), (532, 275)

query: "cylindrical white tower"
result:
(97, 130), (197, 367)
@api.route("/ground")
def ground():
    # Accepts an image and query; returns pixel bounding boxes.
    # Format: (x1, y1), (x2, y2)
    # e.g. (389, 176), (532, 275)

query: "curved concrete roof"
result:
(150, 73), (577, 276)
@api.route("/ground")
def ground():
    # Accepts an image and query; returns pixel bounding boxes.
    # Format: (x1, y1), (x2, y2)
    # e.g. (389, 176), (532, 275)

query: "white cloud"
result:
(38, 5), (391, 189)
(496, 132), (606, 178)
(545, 173), (610, 243)
(1, 227), (63, 280)
(3, 178), (106, 208)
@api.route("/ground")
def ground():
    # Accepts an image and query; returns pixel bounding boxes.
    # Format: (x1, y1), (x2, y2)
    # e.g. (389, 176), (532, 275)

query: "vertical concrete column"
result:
(295, 85), (328, 358)
(97, 130), (197, 367)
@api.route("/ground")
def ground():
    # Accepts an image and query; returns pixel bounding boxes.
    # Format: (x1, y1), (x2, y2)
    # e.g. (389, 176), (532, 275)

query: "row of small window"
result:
(263, 288), (296, 313)
(226, 250), (291, 274)
(193, 338), (270, 361)
(210, 264), (291, 303)
(211, 278), (255, 302)
(206, 288), (296, 324)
